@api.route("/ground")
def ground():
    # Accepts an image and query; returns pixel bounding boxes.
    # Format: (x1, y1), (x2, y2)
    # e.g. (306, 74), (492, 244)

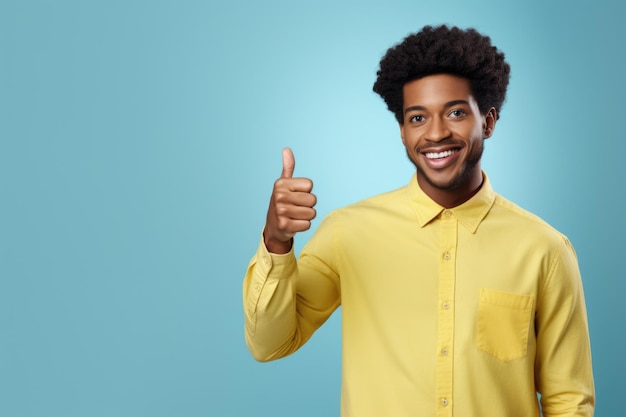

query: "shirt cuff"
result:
(254, 234), (297, 278)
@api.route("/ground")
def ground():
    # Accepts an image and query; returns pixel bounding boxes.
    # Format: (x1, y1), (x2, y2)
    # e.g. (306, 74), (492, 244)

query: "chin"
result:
(417, 164), (477, 192)
(427, 176), (464, 190)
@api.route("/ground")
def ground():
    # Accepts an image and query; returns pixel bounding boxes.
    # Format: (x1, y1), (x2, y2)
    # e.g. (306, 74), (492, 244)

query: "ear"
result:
(482, 107), (497, 139)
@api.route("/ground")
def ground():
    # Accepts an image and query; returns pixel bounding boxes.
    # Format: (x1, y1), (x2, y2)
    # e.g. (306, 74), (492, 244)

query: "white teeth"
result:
(425, 149), (456, 159)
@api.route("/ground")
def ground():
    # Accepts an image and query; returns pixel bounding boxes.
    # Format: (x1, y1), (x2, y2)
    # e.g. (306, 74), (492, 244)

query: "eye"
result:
(448, 109), (466, 118)
(409, 114), (425, 123)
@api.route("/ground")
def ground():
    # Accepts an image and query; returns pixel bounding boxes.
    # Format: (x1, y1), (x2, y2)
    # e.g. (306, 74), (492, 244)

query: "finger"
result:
(280, 219), (314, 236)
(276, 205), (317, 222)
(289, 219), (313, 233)
(275, 177), (314, 193)
(281, 147), (295, 179)
(274, 190), (317, 208)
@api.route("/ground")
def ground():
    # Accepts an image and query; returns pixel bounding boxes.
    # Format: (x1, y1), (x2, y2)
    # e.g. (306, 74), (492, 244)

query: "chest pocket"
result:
(476, 288), (534, 362)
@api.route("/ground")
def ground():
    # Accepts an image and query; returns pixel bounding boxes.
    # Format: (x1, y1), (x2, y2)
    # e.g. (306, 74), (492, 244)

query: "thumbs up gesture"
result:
(263, 148), (317, 254)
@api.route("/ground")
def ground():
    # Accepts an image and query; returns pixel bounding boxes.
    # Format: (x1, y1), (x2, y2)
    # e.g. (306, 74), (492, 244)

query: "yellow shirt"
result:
(243, 174), (594, 417)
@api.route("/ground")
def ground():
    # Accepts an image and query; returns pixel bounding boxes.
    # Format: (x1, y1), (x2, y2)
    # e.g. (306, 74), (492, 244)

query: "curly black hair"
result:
(373, 25), (510, 124)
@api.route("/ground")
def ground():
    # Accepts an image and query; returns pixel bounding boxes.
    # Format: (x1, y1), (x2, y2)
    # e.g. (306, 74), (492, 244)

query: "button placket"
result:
(436, 212), (456, 416)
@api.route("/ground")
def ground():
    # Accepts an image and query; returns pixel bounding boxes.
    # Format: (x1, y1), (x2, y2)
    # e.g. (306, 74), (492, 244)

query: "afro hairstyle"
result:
(373, 25), (511, 124)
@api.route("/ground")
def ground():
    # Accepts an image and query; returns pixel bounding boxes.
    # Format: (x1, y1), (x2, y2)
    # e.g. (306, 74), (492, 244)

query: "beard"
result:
(406, 141), (484, 191)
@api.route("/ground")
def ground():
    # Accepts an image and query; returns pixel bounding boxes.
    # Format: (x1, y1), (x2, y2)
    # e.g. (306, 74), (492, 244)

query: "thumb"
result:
(281, 147), (295, 178)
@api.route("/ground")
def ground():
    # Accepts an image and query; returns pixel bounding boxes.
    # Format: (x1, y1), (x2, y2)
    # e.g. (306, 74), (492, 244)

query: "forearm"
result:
(243, 241), (304, 361)
(536, 238), (595, 416)
(243, 211), (342, 361)
(536, 311), (594, 417)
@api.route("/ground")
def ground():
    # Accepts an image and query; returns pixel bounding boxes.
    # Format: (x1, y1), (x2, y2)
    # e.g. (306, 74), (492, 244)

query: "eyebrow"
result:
(404, 99), (470, 115)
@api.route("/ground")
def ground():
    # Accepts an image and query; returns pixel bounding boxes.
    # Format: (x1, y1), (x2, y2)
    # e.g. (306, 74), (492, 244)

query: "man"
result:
(243, 25), (595, 416)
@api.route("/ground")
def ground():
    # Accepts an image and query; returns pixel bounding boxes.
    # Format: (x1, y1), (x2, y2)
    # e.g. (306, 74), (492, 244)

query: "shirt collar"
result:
(406, 172), (496, 233)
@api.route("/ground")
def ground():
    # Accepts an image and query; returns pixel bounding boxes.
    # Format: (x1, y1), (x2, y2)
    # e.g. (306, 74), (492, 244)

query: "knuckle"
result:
(274, 178), (291, 192)
(277, 217), (289, 230)
(274, 191), (287, 202)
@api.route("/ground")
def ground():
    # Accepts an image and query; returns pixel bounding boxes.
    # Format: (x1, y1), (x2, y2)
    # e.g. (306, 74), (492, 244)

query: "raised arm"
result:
(243, 148), (339, 361)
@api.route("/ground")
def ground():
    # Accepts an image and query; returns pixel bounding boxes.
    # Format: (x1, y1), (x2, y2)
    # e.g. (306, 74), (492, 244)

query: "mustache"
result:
(415, 139), (464, 153)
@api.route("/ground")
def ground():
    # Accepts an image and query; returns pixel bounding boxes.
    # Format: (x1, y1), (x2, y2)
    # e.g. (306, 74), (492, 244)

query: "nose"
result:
(425, 117), (451, 142)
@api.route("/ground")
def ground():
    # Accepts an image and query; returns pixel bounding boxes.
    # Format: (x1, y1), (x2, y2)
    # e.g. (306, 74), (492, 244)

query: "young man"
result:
(243, 25), (595, 416)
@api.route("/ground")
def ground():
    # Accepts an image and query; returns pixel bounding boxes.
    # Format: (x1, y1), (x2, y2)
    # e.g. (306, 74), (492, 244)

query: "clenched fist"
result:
(263, 148), (317, 254)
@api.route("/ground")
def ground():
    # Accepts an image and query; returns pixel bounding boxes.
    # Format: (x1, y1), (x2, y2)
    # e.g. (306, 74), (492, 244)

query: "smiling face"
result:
(400, 74), (497, 208)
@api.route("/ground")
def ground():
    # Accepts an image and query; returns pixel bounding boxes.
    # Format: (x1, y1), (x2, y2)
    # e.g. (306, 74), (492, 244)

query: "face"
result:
(400, 74), (496, 206)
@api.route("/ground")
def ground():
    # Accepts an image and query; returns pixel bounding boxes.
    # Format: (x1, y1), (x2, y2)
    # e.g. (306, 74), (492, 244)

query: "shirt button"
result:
(442, 301), (450, 309)
(444, 252), (451, 260)
(441, 398), (449, 407)
(263, 256), (270, 266)
(441, 348), (449, 356)
(444, 211), (452, 217)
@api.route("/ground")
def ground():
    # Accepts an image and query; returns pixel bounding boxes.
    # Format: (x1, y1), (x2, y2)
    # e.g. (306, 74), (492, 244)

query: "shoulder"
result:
(328, 185), (411, 221)
(313, 185), (413, 239)
(491, 193), (573, 250)
(304, 185), (411, 252)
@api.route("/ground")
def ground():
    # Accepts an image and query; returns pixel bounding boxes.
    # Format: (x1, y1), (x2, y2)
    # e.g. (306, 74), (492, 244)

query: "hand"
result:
(263, 148), (317, 254)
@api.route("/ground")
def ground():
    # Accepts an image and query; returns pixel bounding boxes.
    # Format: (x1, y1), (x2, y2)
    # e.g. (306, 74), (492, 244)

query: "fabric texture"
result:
(243, 173), (595, 417)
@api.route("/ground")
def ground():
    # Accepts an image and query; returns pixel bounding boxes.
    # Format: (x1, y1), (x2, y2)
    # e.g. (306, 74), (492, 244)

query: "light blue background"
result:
(1, 1), (623, 416)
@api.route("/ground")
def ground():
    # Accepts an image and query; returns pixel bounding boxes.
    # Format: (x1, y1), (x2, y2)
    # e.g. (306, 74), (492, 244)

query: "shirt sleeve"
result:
(243, 217), (341, 362)
(535, 237), (595, 416)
